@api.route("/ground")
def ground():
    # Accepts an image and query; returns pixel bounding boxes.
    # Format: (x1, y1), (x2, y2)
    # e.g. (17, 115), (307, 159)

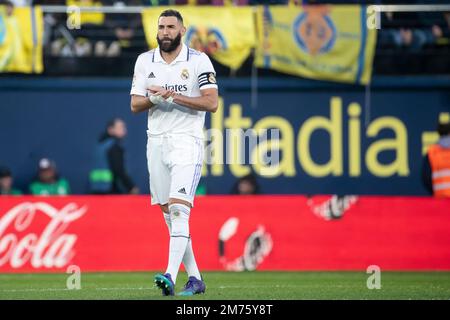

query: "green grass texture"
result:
(1, 271), (449, 300)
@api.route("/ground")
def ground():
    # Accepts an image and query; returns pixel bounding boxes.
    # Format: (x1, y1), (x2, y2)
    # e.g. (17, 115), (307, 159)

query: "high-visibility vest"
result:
(89, 138), (115, 193)
(428, 144), (450, 198)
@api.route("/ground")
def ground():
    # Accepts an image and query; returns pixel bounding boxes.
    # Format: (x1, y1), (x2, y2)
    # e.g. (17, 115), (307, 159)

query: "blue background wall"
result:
(1, 76), (449, 195)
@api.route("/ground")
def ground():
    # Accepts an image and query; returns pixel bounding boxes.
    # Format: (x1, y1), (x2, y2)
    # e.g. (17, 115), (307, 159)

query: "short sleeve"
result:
(130, 54), (147, 96)
(197, 52), (218, 91)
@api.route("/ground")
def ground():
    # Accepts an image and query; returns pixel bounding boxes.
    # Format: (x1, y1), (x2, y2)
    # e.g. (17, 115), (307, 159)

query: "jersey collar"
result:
(153, 43), (189, 64)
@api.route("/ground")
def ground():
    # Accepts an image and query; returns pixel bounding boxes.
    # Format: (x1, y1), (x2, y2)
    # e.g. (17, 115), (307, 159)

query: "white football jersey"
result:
(130, 43), (218, 139)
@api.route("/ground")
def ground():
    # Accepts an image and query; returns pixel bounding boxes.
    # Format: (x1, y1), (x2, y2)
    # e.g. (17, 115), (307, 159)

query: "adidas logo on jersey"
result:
(148, 72), (155, 78)
(178, 187), (187, 194)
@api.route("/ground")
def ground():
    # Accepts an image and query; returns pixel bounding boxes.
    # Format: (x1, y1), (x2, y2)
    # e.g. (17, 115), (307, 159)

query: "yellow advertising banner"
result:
(142, 6), (255, 70)
(0, 5), (43, 74)
(255, 5), (377, 84)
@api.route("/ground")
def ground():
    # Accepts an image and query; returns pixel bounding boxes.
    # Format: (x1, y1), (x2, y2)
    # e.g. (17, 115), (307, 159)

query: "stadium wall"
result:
(0, 76), (449, 195)
(0, 195), (449, 272)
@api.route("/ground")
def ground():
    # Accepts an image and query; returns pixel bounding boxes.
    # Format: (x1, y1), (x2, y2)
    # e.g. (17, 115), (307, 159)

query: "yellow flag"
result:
(0, 5), (43, 73)
(142, 6), (255, 70)
(255, 5), (377, 84)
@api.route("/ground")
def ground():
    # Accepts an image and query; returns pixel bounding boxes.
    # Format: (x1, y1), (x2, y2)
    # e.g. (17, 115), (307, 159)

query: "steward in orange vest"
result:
(422, 122), (450, 197)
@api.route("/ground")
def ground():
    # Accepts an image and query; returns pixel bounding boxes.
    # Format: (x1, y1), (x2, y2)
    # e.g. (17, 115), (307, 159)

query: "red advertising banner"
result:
(0, 195), (449, 273)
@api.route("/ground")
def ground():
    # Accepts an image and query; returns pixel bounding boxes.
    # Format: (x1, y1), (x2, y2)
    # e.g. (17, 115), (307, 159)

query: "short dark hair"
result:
(107, 117), (123, 130)
(159, 9), (183, 24)
(438, 123), (450, 137)
(0, 166), (12, 179)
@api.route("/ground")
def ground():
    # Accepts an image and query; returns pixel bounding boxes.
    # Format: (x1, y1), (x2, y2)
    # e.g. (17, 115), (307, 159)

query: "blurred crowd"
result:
(0, 114), (264, 196)
(2, 115), (449, 197)
(1, 159), (69, 196)
(0, 0), (449, 75)
(0, 118), (139, 196)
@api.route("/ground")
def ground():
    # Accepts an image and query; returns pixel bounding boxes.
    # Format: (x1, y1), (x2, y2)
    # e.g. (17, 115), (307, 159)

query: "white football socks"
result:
(183, 237), (202, 281)
(163, 211), (201, 281)
(164, 203), (201, 284)
(163, 212), (171, 233)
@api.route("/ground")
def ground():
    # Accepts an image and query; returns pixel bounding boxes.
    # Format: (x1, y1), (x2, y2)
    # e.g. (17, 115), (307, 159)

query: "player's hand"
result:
(148, 85), (163, 95)
(149, 94), (165, 105)
(149, 85), (175, 99)
(161, 90), (176, 99)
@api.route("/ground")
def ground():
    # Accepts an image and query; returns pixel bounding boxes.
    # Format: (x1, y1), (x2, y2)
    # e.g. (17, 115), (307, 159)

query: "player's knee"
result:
(168, 203), (190, 237)
(159, 204), (169, 213)
(169, 203), (190, 220)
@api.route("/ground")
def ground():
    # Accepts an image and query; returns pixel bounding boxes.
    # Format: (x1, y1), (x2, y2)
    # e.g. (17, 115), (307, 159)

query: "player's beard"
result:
(157, 33), (182, 53)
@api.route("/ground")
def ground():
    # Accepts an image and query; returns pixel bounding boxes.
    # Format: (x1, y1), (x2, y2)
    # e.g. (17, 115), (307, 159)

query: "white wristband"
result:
(166, 96), (174, 104)
(149, 94), (164, 105)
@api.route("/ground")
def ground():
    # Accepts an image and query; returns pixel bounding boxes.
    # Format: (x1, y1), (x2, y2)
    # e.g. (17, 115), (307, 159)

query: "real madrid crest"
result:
(181, 69), (189, 80)
(208, 73), (216, 84)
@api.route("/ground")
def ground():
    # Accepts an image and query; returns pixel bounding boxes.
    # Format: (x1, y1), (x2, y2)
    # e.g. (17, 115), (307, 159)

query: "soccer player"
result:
(129, 9), (218, 296)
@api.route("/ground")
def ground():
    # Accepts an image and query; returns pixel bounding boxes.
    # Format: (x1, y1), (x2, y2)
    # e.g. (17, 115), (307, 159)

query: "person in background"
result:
(103, 0), (146, 57)
(29, 158), (71, 195)
(89, 118), (139, 194)
(0, 166), (22, 195)
(230, 173), (261, 195)
(422, 113), (450, 198)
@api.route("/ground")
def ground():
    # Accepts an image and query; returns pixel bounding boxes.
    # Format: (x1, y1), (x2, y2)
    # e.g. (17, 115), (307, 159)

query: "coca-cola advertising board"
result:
(1, 196), (449, 273)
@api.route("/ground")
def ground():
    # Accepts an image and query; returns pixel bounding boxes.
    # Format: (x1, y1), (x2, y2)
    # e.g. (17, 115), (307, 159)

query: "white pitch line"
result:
(0, 288), (70, 293)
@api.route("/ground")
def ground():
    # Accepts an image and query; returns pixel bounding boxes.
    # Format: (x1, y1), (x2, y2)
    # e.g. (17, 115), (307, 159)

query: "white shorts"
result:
(147, 133), (204, 206)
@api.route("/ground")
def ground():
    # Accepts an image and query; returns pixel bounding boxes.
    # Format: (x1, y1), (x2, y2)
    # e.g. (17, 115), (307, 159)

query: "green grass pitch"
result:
(0, 271), (449, 300)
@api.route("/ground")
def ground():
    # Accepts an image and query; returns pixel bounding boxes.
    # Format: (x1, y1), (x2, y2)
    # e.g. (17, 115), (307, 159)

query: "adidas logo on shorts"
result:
(148, 72), (155, 78)
(178, 187), (187, 194)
